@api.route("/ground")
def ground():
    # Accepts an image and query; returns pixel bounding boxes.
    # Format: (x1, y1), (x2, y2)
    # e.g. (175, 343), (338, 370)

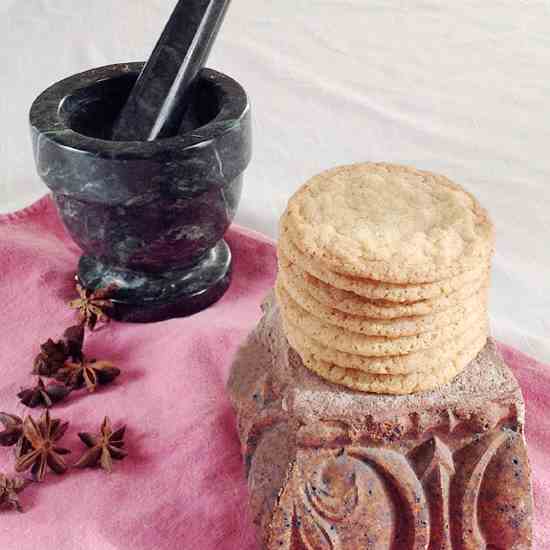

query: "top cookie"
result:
(282, 163), (494, 283)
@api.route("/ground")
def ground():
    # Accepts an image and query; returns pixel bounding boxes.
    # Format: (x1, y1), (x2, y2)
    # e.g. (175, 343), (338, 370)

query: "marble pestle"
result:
(111, 0), (231, 141)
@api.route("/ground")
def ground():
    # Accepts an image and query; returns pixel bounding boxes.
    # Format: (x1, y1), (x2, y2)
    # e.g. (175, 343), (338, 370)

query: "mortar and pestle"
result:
(30, 0), (251, 322)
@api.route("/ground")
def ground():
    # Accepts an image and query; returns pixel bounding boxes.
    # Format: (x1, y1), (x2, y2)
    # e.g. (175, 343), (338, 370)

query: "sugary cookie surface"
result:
(283, 163), (494, 283)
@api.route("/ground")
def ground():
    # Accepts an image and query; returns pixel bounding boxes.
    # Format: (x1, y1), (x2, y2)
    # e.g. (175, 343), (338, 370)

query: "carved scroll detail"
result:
(266, 427), (532, 549)
(296, 455), (360, 550)
(452, 430), (508, 549)
(412, 437), (455, 549)
(296, 497), (342, 550)
(348, 447), (430, 549)
(305, 458), (359, 522)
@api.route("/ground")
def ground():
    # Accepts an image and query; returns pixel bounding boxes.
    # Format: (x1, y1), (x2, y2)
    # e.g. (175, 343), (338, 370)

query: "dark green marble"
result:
(30, 63), (251, 322)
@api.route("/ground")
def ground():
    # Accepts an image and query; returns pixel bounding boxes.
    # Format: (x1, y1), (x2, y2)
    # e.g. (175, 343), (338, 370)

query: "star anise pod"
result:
(54, 359), (120, 393)
(17, 378), (72, 409)
(33, 338), (68, 376)
(1, 415), (31, 460)
(0, 412), (23, 447)
(0, 473), (28, 512)
(75, 416), (127, 472)
(69, 283), (115, 330)
(15, 411), (70, 482)
(33, 324), (85, 376)
(61, 324), (85, 362)
(14, 433), (32, 462)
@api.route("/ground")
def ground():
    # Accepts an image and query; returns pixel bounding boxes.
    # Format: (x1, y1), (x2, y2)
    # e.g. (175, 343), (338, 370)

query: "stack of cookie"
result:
(275, 163), (494, 395)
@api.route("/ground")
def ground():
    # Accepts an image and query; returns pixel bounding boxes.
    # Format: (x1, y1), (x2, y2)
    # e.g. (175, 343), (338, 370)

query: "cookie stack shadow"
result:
(275, 163), (494, 395)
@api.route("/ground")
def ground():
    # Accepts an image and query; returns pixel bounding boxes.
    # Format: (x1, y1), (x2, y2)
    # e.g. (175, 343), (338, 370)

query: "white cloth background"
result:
(1, 1), (549, 362)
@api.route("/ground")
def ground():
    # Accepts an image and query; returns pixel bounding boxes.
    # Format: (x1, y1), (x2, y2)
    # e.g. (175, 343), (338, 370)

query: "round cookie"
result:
(283, 315), (488, 375)
(277, 272), (487, 336)
(296, 332), (488, 395)
(278, 235), (489, 303)
(279, 253), (488, 318)
(282, 162), (494, 284)
(276, 283), (486, 357)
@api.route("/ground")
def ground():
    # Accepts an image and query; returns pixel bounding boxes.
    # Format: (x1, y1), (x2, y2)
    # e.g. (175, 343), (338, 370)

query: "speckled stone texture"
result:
(228, 295), (533, 549)
(30, 62), (251, 322)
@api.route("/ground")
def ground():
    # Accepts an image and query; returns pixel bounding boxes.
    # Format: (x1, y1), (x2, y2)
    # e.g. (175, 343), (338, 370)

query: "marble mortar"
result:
(30, 62), (251, 322)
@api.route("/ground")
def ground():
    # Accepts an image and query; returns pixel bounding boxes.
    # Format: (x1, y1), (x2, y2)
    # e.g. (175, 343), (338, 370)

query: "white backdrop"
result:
(1, 1), (549, 362)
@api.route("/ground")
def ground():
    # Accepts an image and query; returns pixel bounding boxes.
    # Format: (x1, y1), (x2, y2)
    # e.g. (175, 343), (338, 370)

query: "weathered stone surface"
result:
(228, 295), (534, 549)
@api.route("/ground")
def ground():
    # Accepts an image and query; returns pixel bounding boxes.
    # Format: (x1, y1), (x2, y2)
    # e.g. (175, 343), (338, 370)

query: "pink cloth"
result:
(0, 196), (548, 549)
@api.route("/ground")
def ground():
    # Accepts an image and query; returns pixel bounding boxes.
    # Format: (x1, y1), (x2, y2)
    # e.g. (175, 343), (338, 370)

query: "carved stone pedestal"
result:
(228, 297), (533, 549)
